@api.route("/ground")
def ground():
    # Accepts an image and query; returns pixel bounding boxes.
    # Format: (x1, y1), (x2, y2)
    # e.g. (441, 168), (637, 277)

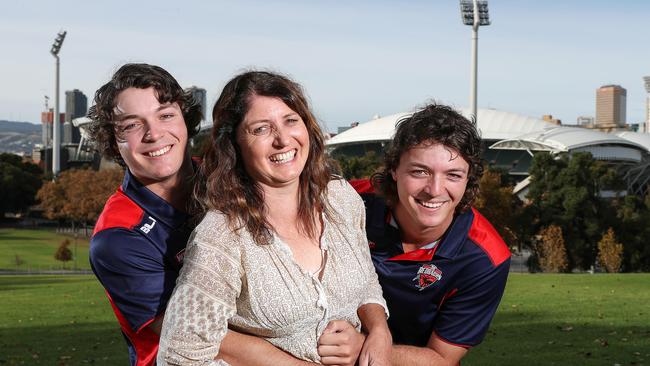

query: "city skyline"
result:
(1, 0), (648, 132)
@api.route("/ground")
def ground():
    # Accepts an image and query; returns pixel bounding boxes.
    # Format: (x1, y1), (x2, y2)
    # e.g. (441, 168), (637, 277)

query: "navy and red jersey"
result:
(351, 179), (511, 348)
(90, 169), (192, 366)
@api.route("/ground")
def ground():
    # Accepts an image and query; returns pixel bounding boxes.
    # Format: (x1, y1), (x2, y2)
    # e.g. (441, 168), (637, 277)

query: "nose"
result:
(423, 175), (443, 197)
(143, 120), (164, 142)
(271, 125), (291, 148)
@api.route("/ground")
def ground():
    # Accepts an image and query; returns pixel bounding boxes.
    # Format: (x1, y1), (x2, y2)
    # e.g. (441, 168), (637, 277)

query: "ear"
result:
(391, 169), (397, 182)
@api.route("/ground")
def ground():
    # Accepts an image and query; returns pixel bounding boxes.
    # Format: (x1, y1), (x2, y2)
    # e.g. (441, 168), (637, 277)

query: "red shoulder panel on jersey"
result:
(105, 291), (159, 366)
(93, 188), (144, 235)
(350, 178), (374, 194)
(468, 208), (511, 267)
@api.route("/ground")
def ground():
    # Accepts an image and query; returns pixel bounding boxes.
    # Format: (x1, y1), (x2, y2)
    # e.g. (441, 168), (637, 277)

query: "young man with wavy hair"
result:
(87, 63), (201, 366)
(352, 103), (511, 365)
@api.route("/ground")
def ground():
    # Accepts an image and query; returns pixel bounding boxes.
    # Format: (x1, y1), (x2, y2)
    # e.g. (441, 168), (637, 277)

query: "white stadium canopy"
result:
(326, 108), (557, 148)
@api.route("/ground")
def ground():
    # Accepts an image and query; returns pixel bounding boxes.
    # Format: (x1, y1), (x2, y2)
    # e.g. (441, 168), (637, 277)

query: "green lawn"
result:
(0, 275), (127, 365)
(1, 274), (649, 365)
(0, 228), (91, 271)
(464, 273), (650, 366)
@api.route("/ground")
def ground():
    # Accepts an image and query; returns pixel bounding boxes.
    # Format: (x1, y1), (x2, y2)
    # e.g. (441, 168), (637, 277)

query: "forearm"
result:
(391, 345), (450, 366)
(218, 330), (318, 366)
(357, 303), (390, 335)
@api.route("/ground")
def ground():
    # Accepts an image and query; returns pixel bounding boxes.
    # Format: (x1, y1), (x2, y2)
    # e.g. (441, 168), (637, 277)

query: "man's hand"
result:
(317, 320), (365, 366)
(358, 326), (392, 366)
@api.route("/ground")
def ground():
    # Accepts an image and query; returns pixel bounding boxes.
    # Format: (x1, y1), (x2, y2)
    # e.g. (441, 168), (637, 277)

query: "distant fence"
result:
(0, 268), (93, 275)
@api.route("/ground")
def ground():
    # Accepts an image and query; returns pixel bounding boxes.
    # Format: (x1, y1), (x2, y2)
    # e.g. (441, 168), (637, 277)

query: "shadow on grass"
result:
(0, 276), (96, 292)
(0, 321), (129, 366)
(464, 312), (650, 366)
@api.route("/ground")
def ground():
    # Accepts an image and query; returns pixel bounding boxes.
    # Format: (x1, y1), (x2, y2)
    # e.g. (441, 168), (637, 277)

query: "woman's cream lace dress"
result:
(157, 180), (387, 365)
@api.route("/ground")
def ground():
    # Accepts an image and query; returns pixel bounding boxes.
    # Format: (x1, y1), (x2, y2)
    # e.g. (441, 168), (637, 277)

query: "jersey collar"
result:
(386, 209), (474, 262)
(121, 169), (190, 229)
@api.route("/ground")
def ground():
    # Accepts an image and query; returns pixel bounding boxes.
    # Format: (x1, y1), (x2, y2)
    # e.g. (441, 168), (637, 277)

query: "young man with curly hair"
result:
(87, 63), (201, 366)
(352, 103), (511, 365)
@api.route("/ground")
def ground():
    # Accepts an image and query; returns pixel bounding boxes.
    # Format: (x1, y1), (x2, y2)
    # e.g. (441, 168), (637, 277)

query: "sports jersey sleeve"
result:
(157, 211), (241, 366)
(339, 180), (389, 316)
(90, 228), (177, 332)
(432, 257), (510, 347)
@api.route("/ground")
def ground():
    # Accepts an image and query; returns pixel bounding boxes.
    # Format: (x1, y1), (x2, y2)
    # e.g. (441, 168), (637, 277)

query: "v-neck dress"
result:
(157, 179), (387, 365)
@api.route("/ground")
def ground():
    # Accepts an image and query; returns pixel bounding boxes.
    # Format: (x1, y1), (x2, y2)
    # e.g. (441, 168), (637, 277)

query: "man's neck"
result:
(393, 204), (452, 252)
(142, 158), (194, 212)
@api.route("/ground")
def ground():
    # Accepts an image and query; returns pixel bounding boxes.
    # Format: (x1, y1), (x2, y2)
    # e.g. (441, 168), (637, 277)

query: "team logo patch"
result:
(412, 264), (443, 291)
(368, 241), (376, 250)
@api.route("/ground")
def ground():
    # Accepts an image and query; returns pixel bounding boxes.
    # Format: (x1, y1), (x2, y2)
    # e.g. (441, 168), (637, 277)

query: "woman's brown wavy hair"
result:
(195, 71), (338, 245)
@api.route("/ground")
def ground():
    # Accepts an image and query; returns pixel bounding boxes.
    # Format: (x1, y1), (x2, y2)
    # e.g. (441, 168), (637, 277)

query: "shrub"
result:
(537, 225), (568, 273)
(597, 228), (623, 273)
(54, 239), (73, 269)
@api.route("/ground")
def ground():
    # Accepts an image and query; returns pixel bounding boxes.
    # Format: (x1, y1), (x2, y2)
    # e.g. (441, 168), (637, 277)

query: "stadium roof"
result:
(491, 127), (646, 163)
(615, 131), (650, 152)
(326, 108), (556, 147)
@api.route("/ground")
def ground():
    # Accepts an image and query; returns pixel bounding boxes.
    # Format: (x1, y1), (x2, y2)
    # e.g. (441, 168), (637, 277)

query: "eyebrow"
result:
(408, 162), (468, 174)
(114, 104), (175, 122)
(245, 113), (300, 125)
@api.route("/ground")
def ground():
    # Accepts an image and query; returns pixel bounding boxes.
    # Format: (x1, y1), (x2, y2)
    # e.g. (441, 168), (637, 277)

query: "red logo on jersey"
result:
(413, 264), (442, 291)
(368, 241), (376, 249)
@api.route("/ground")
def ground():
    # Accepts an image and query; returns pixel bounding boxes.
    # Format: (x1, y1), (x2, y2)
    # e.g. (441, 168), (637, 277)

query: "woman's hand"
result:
(317, 320), (365, 366)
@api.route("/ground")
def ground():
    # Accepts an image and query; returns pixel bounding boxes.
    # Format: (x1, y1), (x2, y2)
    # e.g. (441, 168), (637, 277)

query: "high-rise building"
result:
(595, 84), (627, 131)
(64, 89), (87, 144)
(40, 109), (64, 147)
(576, 116), (595, 126)
(187, 86), (207, 122)
(643, 76), (650, 133)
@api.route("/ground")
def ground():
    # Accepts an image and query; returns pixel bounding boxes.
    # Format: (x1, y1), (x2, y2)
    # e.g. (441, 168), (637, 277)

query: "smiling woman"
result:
(157, 71), (392, 366)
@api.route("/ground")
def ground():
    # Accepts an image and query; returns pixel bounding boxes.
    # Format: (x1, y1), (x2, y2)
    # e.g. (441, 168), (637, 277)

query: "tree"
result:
(334, 151), (382, 180)
(474, 168), (522, 250)
(54, 239), (73, 269)
(611, 194), (650, 272)
(37, 168), (124, 229)
(536, 225), (568, 273)
(0, 153), (42, 216)
(597, 228), (623, 273)
(525, 152), (616, 270)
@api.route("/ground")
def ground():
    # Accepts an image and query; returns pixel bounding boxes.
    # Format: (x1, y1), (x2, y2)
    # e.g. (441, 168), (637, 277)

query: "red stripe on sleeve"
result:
(467, 208), (511, 267)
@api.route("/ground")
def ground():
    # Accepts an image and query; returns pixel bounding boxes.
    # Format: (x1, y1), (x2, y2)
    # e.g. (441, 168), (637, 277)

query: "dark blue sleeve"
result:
(89, 228), (178, 332)
(433, 258), (510, 347)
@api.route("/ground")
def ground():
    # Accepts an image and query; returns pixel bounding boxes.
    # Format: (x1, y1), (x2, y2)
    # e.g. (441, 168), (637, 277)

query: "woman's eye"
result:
(286, 118), (299, 125)
(252, 125), (271, 136)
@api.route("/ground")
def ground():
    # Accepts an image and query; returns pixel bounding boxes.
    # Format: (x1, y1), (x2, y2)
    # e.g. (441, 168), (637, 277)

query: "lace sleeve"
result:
(157, 212), (242, 366)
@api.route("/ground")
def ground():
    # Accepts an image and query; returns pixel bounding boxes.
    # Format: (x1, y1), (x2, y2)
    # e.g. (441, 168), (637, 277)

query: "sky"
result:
(1, 0), (648, 133)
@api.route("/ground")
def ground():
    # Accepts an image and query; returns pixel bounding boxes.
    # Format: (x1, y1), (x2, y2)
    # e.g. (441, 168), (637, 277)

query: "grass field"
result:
(1, 274), (648, 366)
(0, 228), (91, 271)
(464, 274), (650, 366)
(0, 275), (127, 365)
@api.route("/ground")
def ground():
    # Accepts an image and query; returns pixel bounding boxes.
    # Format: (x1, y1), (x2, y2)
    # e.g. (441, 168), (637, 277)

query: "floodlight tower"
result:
(460, 0), (490, 123)
(644, 76), (650, 133)
(50, 30), (66, 177)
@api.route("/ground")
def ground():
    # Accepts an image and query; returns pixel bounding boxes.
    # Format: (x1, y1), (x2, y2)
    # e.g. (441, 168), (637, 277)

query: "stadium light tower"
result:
(460, 0), (490, 123)
(644, 76), (650, 134)
(50, 30), (66, 177)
